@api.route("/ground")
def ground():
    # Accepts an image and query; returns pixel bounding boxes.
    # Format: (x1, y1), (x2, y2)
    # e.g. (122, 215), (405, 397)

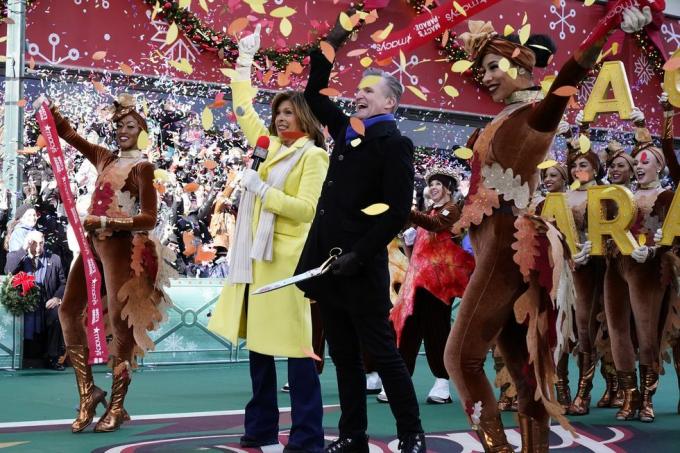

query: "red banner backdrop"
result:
(3, 0), (680, 135)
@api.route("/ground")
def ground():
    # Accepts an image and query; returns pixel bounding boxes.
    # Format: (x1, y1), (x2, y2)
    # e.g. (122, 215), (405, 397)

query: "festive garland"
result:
(0, 272), (40, 317)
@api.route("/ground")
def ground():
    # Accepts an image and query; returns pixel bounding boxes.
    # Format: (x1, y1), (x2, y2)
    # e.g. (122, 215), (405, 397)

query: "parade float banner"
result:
(34, 104), (108, 365)
(374, 0), (504, 60)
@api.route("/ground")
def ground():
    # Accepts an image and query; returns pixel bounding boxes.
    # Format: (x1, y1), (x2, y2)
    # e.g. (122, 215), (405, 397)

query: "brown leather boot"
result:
(638, 365), (658, 423)
(94, 358), (132, 433)
(554, 354), (571, 410)
(518, 413), (550, 453)
(474, 414), (514, 453)
(615, 370), (640, 421)
(67, 345), (108, 433)
(568, 352), (595, 415)
(596, 361), (620, 408)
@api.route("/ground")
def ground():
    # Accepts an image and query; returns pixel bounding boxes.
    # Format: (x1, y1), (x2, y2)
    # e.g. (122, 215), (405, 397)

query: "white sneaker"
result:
(426, 378), (452, 404)
(366, 372), (382, 394)
(376, 388), (389, 403)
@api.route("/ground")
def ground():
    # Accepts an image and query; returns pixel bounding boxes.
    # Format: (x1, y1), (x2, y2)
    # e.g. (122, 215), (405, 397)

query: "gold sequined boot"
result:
(567, 352), (595, 415)
(94, 358), (132, 433)
(494, 354), (517, 412)
(518, 413), (550, 453)
(67, 345), (108, 433)
(615, 370), (640, 421)
(596, 361), (620, 408)
(474, 414), (514, 453)
(554, 354), (571, 410)
(638, 365), (658, 423)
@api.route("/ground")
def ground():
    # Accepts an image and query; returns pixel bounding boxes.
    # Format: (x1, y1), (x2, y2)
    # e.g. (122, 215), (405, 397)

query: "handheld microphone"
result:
(251, 135), (270, 171)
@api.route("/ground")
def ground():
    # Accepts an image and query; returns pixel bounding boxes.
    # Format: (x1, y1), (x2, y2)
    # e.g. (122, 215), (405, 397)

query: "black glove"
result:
(330, 251), (362, 276)
(325, 8), (358, 50)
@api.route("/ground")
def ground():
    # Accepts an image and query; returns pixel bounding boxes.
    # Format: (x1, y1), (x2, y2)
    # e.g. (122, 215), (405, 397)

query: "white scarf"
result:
(228, 139), (313, 284)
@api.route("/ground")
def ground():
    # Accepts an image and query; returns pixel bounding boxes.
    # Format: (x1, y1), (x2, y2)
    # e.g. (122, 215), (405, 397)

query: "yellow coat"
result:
(207, 79), (329, 358)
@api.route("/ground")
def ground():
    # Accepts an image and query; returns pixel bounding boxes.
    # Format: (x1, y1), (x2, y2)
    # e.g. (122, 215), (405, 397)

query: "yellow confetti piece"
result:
(454, 147), (473, 160)
(578, 134), (591, 154)
(443, 85), (459, 98)
(244, 0), (266, 14)
(220, 68), (237, 79)
(198, 0), (208, 13)
(498, 57), (510, 72)
(638, 234), (647, 246)
(413, 125), (427, 132)
(537, 159), (558, 170)
(201, 106), (214, 131)
(137, 130), (150, 150)
(406, 85), (427, 101)
(503, 24), (515, 36)
(518, 24), (531, 46)
(339, 12), (353, 31)
(362, 203), (390, 215)
(280, 17), (292, 37)
(507, 67), (518, 79)
(372, 23), (394, 43)
(350, 137), (362, 147)
(168, 58), (193, 74)
(360, 56), (373, 68)
(453, 1), (467, 16)
(585, 0), (595, 5)
(271, 6), (296, 18)
(166, 22), (179, 46)
(570, 180), (581, 190)
(399, 50), (406, 69)
(179, 0), (191, 8)
(154, 169), (171, 182)
(151, 0), (160, 20)
(451, 60), (473, 73)
(359, 75), (382, 89)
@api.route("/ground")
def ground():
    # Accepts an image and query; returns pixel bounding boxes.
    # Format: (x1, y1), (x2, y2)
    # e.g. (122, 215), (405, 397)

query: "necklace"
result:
(119, 150), (142, 159)
(505, 89), (545, 105)
(639, 180), (661, 190)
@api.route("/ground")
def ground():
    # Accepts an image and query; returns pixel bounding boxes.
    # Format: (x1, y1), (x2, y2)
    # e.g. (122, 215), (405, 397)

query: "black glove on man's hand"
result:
(330, 251), (362, 276)
(325, 8), (357, 50)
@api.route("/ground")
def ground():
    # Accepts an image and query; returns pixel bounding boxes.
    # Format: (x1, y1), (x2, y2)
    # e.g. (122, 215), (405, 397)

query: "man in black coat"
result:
(5, 231), (66, 370)
(295, 13), (425, 453)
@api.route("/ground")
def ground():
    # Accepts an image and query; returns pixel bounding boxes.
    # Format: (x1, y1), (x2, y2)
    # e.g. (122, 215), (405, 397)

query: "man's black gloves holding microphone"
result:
(330, 251), (363, 276)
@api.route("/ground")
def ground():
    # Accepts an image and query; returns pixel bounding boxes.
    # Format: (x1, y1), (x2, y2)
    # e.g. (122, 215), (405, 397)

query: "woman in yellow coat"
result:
(207, 24), (329, 453)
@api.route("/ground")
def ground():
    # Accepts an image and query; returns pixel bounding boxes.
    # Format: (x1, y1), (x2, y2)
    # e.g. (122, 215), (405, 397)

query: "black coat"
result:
(296, 49), (415, 314)
(5, 250), (66, 301)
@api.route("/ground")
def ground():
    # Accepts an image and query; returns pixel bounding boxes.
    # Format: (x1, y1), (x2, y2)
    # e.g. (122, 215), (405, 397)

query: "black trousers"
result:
(45, 306), (65, 359)
(399, 289), (451, 379)
(318, 300), (423, 438)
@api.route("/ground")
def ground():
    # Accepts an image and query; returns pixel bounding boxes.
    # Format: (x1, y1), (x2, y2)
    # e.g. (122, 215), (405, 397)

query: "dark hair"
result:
(270, 91), (326, 149)
(504, 34), (556, 68)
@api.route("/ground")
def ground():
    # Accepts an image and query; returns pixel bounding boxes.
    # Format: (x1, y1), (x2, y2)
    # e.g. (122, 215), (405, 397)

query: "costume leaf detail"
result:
(481, 163), (531, 209)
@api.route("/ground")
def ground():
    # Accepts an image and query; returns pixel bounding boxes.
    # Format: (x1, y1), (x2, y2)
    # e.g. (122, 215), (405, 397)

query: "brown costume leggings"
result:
(572, 259), (605, 356)
(59, 235), (135, 362)
(604, 255), (666, 372)
(444, 214), (547, 423)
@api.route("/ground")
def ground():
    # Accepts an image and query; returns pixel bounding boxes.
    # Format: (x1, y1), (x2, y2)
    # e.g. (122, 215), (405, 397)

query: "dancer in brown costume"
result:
(445, 8), (651, 452)
(42, 94), (168, 433)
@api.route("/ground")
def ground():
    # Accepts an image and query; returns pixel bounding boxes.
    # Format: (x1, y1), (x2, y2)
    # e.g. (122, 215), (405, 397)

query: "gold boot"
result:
(555, 354), (571, 410)
(596, 361), (620, 408)
(518, 413), (550, 453)
(615, 370), (640, 421)
(67, 345), (108, 433)
(638, 365), (658, 423)
(567, 352), (595, 415)
(474, 414), (514, 453)
(94, 358), (132, 433)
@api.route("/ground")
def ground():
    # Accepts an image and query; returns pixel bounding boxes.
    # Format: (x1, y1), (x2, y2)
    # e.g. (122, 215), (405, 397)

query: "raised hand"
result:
(630, 107), (645, 125)
(237, 23), (262, 67)
(325, 8), (357, 50)
(621, 6), (652, 34)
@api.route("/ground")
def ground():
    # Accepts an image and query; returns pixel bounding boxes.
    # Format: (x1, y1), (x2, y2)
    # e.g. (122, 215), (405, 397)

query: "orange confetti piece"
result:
(347, 48), (369, 58)
(92, 80), (107, 94)
(350, 117), (365, 136)
(184, 182), (200, 193)
(302, 347), (322, 361)
(228, 17), (249, 36)
(552, 86), (578, 97)
(320, 41), (335, 63)
(119, 63), (133, 75)
(92, 51), (107, 61)
(36, 135), (47, 148)
(28, 56), (35, 70)
(204, 160), (218, 170)
(286, 61), (304, 74)
(277, 72), (291, 87)
(319, 87), (341, 97)
(17, 99), (26, 108)
(663, 57), (680, 72)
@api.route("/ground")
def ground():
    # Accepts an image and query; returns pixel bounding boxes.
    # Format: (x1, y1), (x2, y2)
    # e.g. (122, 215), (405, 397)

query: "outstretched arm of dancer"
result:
(410, 201), (460, 232)
(530, 6), (653, 133)
(660, 91), (680, 185)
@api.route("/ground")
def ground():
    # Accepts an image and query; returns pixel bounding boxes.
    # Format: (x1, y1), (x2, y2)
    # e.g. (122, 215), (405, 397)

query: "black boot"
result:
(398, 433), (426, 453)
(324, 434), (369, 453)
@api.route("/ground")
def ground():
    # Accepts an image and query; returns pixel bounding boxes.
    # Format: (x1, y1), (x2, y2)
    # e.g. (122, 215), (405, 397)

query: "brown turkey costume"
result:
(444, 19), (615, 452)
(54, 95), (169, 433)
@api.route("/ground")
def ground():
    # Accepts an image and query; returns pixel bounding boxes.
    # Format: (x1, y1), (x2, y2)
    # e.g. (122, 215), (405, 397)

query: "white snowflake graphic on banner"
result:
(388, 54), (420, 85)
(661, 22), (680, 48)
(634, 54), (655, 86)
(27, 33), (81, 65)
(578, 77), (596, 105)
(549, 0), (576, 40)
(147, 10), (199, 63)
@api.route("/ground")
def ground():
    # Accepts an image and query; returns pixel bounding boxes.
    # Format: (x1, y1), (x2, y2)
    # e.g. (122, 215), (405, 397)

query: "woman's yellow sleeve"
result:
(230, 79), (270, 146)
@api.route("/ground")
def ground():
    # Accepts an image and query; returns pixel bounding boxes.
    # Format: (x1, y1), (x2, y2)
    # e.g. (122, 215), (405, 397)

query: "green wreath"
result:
(1, 273), (41, 317)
